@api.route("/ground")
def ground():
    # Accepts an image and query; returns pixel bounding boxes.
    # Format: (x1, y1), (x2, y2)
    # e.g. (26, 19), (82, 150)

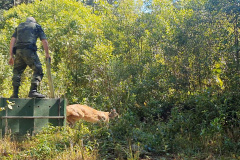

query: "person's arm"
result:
(41, 39), (51, 60)
(9, 37), (16, 65)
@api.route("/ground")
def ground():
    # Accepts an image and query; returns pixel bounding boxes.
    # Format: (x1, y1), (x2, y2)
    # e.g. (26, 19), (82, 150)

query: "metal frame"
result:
(0, 98), (66, 138)
(1, 116), (65, 119)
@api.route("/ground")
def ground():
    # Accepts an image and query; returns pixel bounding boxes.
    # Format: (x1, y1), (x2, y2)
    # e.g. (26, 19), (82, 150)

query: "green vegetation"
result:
(0, 0), (239, 159)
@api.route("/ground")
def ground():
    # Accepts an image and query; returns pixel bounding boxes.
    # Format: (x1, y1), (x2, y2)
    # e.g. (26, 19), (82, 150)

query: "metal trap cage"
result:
(0, 98), (66, 138)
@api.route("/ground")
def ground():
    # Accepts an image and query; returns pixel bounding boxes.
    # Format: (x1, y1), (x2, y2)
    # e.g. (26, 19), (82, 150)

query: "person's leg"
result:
(10, 50), (27, 98)
(23, 50), (45, 98)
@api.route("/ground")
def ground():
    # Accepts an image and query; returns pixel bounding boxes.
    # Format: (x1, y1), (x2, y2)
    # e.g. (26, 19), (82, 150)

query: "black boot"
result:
(28, 83), (45, 98)
(10, 86), (19, 98)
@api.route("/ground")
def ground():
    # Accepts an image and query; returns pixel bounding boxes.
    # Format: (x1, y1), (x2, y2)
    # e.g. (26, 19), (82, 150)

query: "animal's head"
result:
(109, 108), (119, 119)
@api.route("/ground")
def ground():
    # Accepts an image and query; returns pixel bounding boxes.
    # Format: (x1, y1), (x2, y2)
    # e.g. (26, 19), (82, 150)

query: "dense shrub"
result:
(0, 0), (239, 159)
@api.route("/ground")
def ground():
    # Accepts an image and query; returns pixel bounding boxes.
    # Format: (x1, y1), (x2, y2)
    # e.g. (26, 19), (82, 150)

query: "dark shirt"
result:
(12, 22), (47, 48)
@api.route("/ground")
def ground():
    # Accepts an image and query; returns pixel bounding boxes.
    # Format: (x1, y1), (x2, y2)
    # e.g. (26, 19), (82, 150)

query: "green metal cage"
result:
(0, 98), (66, 138)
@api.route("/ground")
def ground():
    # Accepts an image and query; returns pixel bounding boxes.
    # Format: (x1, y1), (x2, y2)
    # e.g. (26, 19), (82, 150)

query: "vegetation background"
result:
(0, 0), (239, 159)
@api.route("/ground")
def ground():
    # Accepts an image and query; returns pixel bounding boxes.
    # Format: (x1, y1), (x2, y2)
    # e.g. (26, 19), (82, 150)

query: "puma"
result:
(66, 104), (119, 126)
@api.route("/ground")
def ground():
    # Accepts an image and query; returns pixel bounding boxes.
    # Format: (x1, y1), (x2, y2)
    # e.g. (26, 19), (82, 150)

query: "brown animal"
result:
(66, 104), (119, 126)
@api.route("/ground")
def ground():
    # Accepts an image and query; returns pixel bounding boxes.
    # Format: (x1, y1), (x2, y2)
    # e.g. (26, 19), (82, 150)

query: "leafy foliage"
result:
(0, 0), (239, 159)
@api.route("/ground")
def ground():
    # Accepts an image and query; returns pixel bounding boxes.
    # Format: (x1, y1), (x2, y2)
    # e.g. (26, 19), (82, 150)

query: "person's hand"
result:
(9, 57), (14, 65)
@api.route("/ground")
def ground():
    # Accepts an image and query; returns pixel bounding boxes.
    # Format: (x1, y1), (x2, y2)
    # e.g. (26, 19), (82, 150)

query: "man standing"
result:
(9, 17), (51, 98)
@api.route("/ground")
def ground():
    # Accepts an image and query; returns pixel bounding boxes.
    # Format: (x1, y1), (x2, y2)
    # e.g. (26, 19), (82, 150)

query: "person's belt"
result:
(13, 44), (37, 54)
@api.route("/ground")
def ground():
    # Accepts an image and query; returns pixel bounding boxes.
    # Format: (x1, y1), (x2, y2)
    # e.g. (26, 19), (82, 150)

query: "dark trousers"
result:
(12, 48), (43, 87)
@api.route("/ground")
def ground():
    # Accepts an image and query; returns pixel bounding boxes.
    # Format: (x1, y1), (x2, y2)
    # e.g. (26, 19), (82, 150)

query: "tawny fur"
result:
(66, 104), (118, 126)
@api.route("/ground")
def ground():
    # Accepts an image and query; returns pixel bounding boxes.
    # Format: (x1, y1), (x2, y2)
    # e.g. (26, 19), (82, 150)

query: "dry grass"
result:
(55, 143), (98, 160)
(0, 135), (20, 158)
(0, 126), (98, 160)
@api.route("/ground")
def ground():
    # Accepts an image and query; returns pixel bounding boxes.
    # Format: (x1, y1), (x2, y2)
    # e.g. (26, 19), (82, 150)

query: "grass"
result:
(0, 125), (98, 160)
(0, 109), (239, 160)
